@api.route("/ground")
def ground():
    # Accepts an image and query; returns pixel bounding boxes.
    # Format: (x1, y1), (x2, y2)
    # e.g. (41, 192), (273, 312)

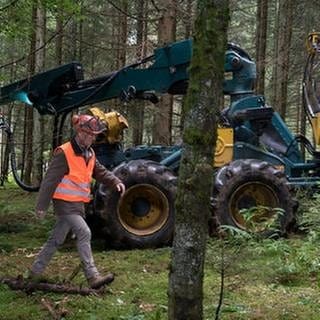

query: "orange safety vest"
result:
(53, 142), (95, 203)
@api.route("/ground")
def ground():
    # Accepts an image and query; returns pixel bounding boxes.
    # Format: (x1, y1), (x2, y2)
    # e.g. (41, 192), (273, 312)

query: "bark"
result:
(255, 0), (268, 95)
(271, 0), (293, 119)
(152, 0), (177, 145)
(168, 1), (229, 319)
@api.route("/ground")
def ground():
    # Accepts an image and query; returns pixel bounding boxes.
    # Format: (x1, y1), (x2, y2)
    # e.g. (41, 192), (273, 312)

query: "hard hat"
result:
(72, 114), (106, 135)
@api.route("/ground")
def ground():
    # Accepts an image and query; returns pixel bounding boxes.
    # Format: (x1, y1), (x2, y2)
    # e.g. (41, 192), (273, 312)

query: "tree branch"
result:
(0, 16), (73, 70)
(149, 0), (160, 12)
(105, 0), (142, 20)
(1, 276), (104, 296)
(0, 0), (19, 12)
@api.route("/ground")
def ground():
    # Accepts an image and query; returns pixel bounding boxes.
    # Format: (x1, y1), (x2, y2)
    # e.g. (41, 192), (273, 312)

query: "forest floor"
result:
(0, 188), (320, 320)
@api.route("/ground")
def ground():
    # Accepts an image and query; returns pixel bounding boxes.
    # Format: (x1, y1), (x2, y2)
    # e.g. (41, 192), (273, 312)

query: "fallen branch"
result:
(40, 298), (60, 320)
(1, 276), (104, 296)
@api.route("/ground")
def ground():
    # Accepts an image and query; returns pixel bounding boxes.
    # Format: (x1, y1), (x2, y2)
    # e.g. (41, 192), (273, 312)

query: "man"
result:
(29, 114), (125, 289)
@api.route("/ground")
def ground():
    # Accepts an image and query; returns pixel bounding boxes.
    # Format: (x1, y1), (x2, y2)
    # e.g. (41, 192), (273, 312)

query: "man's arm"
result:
(93, 160), (125, 195)
(36, 150), (68, 213)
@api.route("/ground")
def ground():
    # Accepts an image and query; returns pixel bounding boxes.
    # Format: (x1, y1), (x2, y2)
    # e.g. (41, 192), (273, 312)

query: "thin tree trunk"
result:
(168, 0), (229, 319)
(152, 0), (177, 145)
(69, 18), (77, 61)
(78, 5), (84, 61)
(117, 0), (128, 68)
(120, 1), (128, 67)
(23, 1), (38, 185)
(180, 0), (195, 138)
(185, 0), (193, 39)
(113, 0), (127, 111)
(255, 0), (268, 95)
(0, 59), (16, 185)
(55, 1), (63, 65)
(32, 0), (46, 185)
(132, 0), (147, 145)
(271, 0), (293, 119)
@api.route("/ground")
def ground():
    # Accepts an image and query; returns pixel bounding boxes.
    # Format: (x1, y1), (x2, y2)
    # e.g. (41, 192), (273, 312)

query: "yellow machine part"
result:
(306, 32), (320, 54)
(311, 115), (320, 145)
(214, 127), (234, 167)
(89, 106), (234, 164)
(89, 107), (129, 144)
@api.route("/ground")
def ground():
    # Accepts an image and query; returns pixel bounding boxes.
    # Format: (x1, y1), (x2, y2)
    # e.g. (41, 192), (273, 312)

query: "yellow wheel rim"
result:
(229, 182), (279, 232)
(117, 184), (169, 236)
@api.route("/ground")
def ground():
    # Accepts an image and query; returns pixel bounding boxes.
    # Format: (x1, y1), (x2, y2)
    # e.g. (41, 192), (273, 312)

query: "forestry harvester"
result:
(0, 33), (319, 248)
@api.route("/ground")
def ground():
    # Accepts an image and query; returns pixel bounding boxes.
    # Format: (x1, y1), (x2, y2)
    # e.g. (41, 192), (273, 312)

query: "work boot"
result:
(26, 271), (47, 283)
(88, 273), (114, 289)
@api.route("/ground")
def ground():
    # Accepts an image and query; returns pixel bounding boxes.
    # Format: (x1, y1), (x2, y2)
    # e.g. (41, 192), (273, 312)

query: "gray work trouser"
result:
(31, 214), (99, 280)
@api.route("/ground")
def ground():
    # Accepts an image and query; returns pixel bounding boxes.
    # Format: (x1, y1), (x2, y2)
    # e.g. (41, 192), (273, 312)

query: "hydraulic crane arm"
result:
(0, 40), (192, 115)
(0, 39), (256, 115)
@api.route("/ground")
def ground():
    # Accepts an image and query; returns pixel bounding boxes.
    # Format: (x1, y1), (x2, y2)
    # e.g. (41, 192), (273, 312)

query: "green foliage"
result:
(218, 224), (253, 241)
(44, 0), (81, 15)
(241, 206), (284, 233)
(297, 191), (320, 233)
(1, 188), (320, 319)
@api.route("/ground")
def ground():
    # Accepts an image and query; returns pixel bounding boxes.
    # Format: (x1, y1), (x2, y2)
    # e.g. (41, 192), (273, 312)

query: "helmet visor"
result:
(80, 116), (107, 135)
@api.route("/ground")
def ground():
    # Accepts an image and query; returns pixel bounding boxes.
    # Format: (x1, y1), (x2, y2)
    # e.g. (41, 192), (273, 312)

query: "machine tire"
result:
(211, 159), (297, 237)
(100, 159), (177, 248)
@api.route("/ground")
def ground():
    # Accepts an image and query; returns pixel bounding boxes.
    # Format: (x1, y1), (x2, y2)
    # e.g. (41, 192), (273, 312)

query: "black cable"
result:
(62, 54), (155, 112)
(2, 122), (40, 192)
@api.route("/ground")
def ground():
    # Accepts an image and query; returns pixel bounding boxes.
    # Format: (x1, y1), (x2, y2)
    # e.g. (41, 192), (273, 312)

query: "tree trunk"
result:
(117, 0), (128, 69)
(185, 0), (194, 38)
(271, 0), (293, 119)
(32, 0), (46, 186)
(78, 4), (84, 61)
(152, 0), (177, 145)
(68, 18), (78, 61)
(255, 0), (268, 95)
(180, 0), (196, 139)
(168, 0), (229, 319)
(23, 1), (39, 185)
(113, 0), (128, 111)
(131, 0), (147, 145)
(0, 58), (17, 185)
(55, 1), (63, 65)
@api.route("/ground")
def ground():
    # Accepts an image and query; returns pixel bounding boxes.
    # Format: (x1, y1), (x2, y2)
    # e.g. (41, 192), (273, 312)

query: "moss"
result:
(183, 127), (212, 146)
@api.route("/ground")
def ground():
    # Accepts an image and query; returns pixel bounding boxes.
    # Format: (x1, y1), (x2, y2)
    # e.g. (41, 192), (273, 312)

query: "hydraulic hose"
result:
(0, 116), (40, 192)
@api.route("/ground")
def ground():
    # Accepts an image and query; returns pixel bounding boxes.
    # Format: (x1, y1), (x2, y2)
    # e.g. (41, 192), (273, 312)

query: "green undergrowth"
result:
(1, 188), (320, 319)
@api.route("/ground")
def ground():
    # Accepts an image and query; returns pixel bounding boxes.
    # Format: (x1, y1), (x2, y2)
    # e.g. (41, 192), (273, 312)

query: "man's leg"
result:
(63, 214), (99, 279)
(31, 217), (70, 275)
(64, 214), (114, 288)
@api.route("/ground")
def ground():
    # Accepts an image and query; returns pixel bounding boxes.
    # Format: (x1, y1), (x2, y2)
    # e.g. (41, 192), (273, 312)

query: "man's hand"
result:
(36, 210), (46, 219)
(116, 183), (126, 196)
